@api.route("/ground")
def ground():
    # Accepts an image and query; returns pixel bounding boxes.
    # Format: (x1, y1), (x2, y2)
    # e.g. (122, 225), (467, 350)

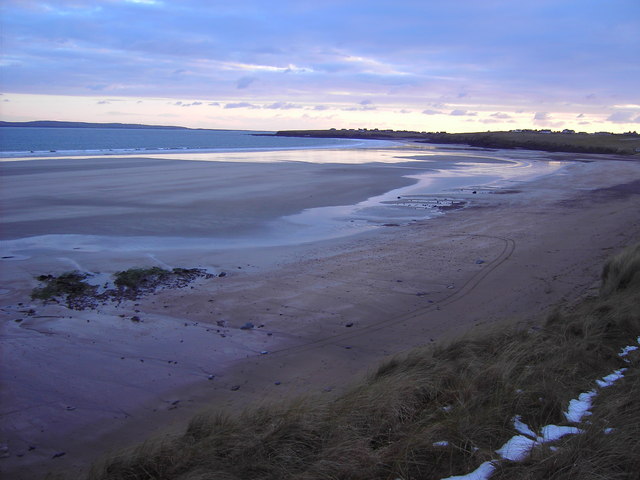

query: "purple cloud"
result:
(224, 102), (259, 109)
(607, 111), (640, 123)
(450, 109), (476, 116)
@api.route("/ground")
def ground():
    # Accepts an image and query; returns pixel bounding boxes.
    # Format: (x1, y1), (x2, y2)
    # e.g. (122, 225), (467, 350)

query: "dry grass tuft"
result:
(89, 243), (640, 480)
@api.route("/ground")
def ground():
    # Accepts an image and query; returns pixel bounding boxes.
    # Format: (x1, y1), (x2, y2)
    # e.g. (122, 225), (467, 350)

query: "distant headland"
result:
(276, 128), (640, 156)
(0, 120), (217, 131)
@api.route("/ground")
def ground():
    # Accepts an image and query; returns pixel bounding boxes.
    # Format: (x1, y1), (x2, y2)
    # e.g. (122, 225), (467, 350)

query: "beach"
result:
(1, 146), (639, 479)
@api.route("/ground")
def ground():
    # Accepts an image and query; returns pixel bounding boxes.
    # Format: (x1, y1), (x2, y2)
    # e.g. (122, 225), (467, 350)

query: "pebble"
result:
(52, 452), (66, 459)
(345, 322), (354, 328)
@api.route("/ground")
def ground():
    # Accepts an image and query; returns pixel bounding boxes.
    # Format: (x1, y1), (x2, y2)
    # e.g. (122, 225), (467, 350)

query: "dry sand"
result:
(1, 148), (639, 479)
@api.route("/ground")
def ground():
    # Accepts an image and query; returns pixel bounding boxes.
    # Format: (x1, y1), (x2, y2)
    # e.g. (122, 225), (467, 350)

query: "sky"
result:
(1, 0), (639, 132)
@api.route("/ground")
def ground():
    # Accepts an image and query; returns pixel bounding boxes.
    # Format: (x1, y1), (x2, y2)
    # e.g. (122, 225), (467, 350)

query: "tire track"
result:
(265, 234), (516, 357)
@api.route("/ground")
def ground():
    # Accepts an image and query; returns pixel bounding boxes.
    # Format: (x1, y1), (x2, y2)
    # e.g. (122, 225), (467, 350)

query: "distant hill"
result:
(276, 129), (640, 155)
(0, 120), (208, 130)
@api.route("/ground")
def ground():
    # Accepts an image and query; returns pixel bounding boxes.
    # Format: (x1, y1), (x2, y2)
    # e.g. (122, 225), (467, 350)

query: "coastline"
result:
(1, 149), (640, 478)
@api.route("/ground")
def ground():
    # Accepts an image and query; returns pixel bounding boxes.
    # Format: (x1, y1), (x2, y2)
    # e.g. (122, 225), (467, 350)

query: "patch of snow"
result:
(596, 369), (627, 388)
(495, 435), (536, 461)
(433, 441), (449, 447)
(618, 345), (638, 357)
(441, 461), (496, 480)
(604, 428), (615, 434)
(564, 390), (596, 423)
(512, 415), (536, 438)
(539, 425), (583, 442)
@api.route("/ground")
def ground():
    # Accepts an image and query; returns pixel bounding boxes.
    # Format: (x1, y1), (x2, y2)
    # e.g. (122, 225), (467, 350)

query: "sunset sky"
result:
(1, 0), (639, 132)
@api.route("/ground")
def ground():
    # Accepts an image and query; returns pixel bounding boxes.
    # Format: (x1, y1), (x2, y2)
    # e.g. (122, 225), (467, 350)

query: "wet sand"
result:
(1, 148), (639, 479)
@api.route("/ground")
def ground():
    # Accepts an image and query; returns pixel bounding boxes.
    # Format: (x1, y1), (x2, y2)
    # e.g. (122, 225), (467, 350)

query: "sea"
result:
(0, 126), (371, 158)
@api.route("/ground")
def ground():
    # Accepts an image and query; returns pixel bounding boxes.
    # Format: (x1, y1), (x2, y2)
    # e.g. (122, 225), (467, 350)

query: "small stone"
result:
(207, 375), (215, 380)
(475, 259), (485, 264)
(231, 385), (240, 391)
(65, 406), (76, 411)
(345, 322), (354, 328)
(218, 272), (227, 278)
(260, 350), (269, 355)
(14, 318), (22, 323)
(274, 381), (281, 385)
(240, 322), (255, 330)
(131, 316), (141, 322)
(52, 452), (66, 459)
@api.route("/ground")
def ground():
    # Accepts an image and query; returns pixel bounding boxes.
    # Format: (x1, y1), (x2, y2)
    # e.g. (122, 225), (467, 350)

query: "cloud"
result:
(312, 105), (329, 111)
(534, 112), (551, 121)
(236, 76), (257, 89)
(224, 102), (259, 109)
(97, 100), (110, 104)
(422, 109), (442, 115)
(490, 112), (512, 119)
(343, 101), (376, 111)
(264, 102), (301, 110)
(576, 113), (585, 118)
(607, 111), (640, 123)
(480, 118), (514, 124)
(450, 109), (476, 116)
(208, 102), (220, 106)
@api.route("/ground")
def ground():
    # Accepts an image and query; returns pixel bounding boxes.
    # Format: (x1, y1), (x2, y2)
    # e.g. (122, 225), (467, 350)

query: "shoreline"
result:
(1, 150), (639, 478)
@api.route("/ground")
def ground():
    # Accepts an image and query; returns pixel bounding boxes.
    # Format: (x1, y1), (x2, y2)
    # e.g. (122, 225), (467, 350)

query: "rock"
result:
(274, 381), (281, 385)
(230, 385), (240, 391)
(475, 259), (485, 264)
(52, 452), (66, 459)
(218, 272), (227, 278)
(65, 406), (76, 411)
(260, 350), (269, 355)
(345, 322), (354, 328)
(131, 316), (141, 322)
(216, 320), (226, 327)
(240, 322), (255, 330)
(207, 375), (215, 380)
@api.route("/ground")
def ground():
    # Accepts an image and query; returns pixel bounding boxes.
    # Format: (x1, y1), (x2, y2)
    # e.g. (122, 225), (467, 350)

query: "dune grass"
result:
(87, 244), (640, 480)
